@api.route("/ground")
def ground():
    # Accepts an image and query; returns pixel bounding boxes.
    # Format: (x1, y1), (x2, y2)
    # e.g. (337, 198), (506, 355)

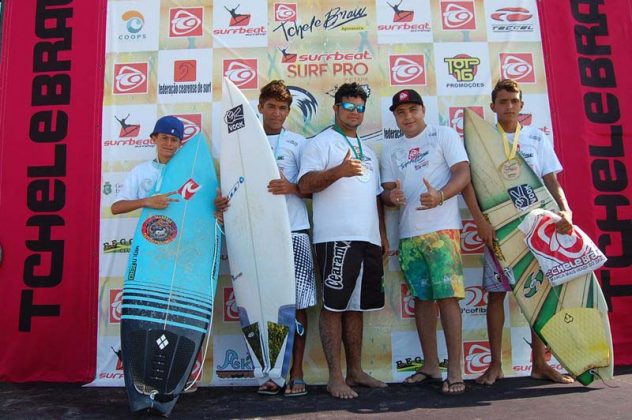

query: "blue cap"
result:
(151, 115), (184, 140)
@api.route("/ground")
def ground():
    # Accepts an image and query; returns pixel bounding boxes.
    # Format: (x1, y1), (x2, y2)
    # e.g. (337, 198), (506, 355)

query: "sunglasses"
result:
(337, 102), (366, 113)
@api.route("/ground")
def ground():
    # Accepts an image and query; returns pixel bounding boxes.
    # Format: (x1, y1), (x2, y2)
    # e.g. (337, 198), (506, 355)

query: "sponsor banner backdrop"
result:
(538, 0), (632, 364)
(91, 0), (623, 386)
(0, 1), (106, 381)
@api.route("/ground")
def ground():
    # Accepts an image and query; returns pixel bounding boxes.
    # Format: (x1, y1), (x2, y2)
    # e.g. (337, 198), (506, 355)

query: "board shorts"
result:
(399, 229), (465, 301)
(292, 231), (317, 310)
(482, 246), (512, 292)
(314, 241), (385, 312)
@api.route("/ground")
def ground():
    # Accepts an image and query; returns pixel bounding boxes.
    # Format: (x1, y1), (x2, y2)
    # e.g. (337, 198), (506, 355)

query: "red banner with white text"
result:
(538, 0), (632, 364)
(0, 0), (106, 381)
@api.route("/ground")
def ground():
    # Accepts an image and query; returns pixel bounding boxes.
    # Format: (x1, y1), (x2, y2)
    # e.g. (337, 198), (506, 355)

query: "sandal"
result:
(257, 379), (282, 396)
(284, 379), (308, 397)
(441, 379), (466, 395)
(403, 371), (441, 385)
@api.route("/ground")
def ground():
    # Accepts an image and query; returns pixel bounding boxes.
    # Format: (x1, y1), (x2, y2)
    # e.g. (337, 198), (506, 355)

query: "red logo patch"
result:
(500, 53), (535, 83)
(389, 54), (425, 86)
(224, 287), (239, 322)
(460, 219), (485, 254)
(226, 4), (251, 26)
(177, 178), (201, 200)
(463, 341), (491, 374)
(174, 60), (197, 82)
(224, 59), (258, 89)
(169, 7), (203, 37)
(464, 285), (487, 308)
(400, 284), (415, 319)
(441, 1), (476, 30)
(449, 106), (484, 137)
(174, 114), (202, 143)
(113, 63), (148, 94)
(274, 3), (297, 22)
(109, 289), (123, 324)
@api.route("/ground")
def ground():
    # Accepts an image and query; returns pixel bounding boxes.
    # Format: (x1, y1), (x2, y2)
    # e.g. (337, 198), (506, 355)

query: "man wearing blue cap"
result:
(111, 115), (184, 215)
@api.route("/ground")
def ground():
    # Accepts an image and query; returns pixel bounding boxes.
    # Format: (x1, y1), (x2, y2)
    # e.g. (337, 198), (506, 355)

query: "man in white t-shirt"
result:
(462, 79), (574, 385)
(215, 80), (316, 397)
(380, 89), (471, 395)
(298, 83), (388, 399)
(111, 115), (184, 215)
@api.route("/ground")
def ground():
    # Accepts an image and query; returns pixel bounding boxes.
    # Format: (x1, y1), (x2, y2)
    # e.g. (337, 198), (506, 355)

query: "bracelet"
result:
(439, 190), (445, 206)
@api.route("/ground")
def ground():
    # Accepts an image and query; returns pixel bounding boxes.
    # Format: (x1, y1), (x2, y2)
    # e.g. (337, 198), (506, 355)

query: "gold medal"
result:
(499, 158), (521, 180)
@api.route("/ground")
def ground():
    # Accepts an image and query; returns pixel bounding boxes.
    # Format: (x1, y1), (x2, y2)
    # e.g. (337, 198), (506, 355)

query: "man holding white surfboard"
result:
(380, 89), (471, 395)
(298, 83), (388, 400)
(215, 80), (317, 397)
(462, 79), (575, 385)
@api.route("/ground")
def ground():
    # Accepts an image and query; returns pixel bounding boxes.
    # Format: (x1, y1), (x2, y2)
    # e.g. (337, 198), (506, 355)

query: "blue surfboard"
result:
(120, 134), (221, 416)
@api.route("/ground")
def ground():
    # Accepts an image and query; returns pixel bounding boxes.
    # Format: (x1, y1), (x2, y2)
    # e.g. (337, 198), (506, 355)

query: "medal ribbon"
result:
(270, 128), (284, 160)
(333, 125), (364, 160)
(497, 123), (521, 161)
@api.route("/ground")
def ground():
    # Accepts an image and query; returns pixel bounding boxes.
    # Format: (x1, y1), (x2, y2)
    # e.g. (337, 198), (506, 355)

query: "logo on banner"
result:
(462, 286), (487, 315)
(224, 59), (258, 89)
(103, 238), (132, 253)
(508, 184), (538, 211)
(388, 0), (414, 22)
(216, 348), (255, 378)
(288, 86), (318, 123)
(518, 113), (533, 126)
(115, 114), (141, 137)
(460, 219), (485, 254)
(275, 3), (297, 22)
(177, 179), (201, 200)
(224, 4), (251, 26)
(279, 46), (297, 63)
(500, 53), (535, 83)
(449, 106), (483, 137)
(174, 60), (197, 82)
(400, 284), (415, 318)
(273, 6), (368, 41)
(286, 50), (372, 79)
(113, 63), (148, 94)
(225, 105), (245, 133)
(109, 289), (123, 323)
(441, 1), (476, 30)
(142, 215), (178, 244)
(390, 55), (425, 85)
(120, 10), (146, 40)
(464, 341), (491, 374)
(224, 287), (239, 322)
(444, 54), (480, 82)
(175, 114), (202, 143)
(490, 7), (534, 33)
(170, 8), (203, 37)
(102, 181), (123, 196)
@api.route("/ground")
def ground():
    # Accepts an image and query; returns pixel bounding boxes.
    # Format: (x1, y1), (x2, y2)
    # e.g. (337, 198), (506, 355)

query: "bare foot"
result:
(346, 371), (387, 388)
(531, 364), (574, 384)
(475, 365), (505, 385)
(327, 379), (358, 399)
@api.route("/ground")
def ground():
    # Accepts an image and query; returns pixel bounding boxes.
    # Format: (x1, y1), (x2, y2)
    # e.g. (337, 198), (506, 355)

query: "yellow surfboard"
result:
(463, 109), (613, 385)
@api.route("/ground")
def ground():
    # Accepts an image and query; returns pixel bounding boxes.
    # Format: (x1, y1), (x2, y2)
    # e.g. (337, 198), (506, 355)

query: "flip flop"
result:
(257, 380), (282, 396)
(441, 380), (466, 395)
(403, 371), (441, 385)
(284, 379), (308, 397)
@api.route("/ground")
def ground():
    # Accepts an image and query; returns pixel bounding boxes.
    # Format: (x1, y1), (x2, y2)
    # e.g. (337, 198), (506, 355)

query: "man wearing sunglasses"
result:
(380, 89), (471, 395)
(298, 83), (388, 399)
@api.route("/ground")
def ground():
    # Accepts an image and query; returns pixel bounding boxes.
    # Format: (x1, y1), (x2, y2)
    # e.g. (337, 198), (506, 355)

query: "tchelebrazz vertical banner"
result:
(0, 0), (106, 381)
(538, 0), (632, 364)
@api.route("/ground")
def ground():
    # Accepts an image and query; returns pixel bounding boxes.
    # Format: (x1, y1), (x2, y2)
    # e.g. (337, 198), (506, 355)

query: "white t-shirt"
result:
(381, 124), (469, 239)
(505, 125), (562, 178)
(267, 129), (310, 232)
(114, 160), (164, 202)
(298, 127), (382, 246)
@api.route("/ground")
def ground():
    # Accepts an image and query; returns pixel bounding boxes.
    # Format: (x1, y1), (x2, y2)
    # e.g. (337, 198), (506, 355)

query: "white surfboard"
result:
(219, 77), (296, 384)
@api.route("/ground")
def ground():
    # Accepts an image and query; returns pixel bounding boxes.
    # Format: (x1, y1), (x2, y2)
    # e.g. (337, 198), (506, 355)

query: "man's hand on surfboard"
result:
(417, 178), (442, 210)
(144, 191), (179, 209)
(474, 217), (496, 248)
(337, 149), (364, 178)
(267, 171), (299, 196)
(214, 188), (230, 225)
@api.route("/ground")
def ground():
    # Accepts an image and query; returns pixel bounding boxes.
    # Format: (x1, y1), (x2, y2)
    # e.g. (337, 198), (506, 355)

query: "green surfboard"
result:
(463, 109), (613, 385)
